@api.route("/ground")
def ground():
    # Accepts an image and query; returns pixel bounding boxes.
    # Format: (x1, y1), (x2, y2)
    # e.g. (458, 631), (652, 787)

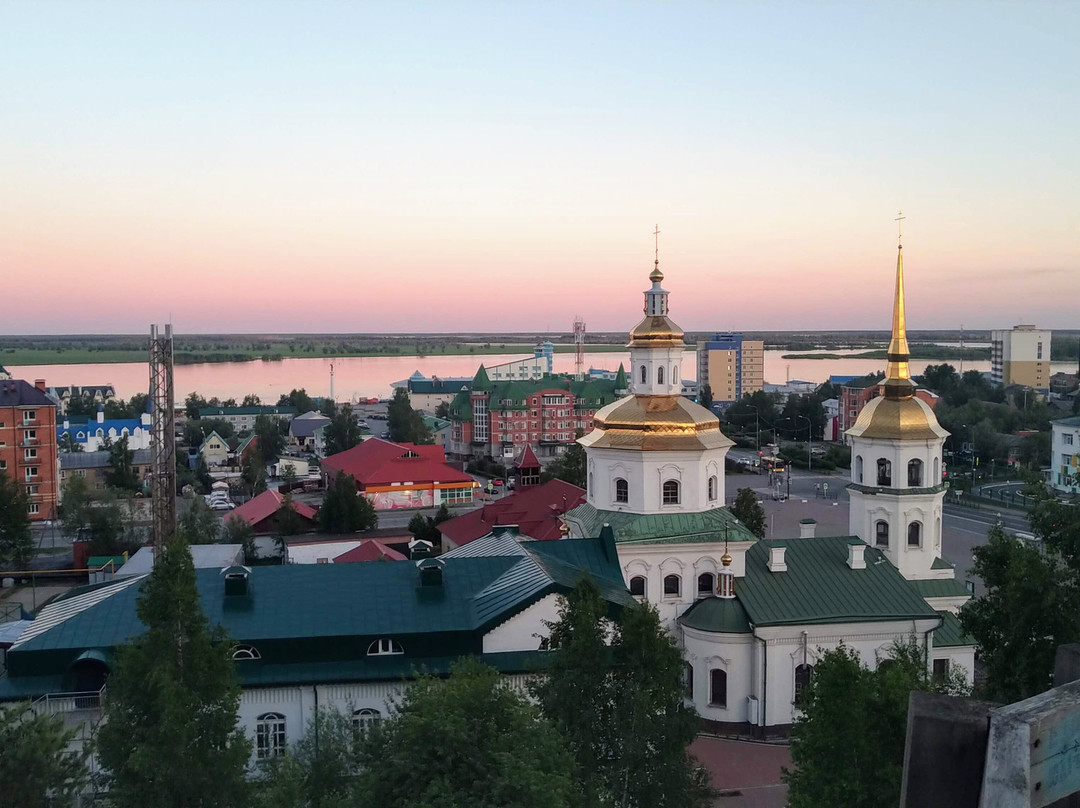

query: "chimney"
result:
(799, 518), (817, 539)
(767, 545), (787, 573)
(34, 379), (46, 392)
(222, 564), (252, 597)
(418, 556), (444, 586)
(409, 538), (433, 560)
(847, 543), (866, 570)
(96, 406), (104, 424)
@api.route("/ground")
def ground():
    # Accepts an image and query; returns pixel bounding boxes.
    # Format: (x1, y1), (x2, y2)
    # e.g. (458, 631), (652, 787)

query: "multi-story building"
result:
(391, 373), (472, 412)
(991, 325), (1051, 393)
(446, 365), (627, 462)
(0, 379), (60, 521)
(60, 448), (153, 493)
(1051, 416), (1080, 494)
(57, 405), (153, 452)
(696, 333), (764, 409)
(197, 405), (297, 432)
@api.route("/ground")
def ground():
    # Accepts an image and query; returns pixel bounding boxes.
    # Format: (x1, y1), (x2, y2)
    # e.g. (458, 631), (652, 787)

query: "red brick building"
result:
(0, 379), (60, 522)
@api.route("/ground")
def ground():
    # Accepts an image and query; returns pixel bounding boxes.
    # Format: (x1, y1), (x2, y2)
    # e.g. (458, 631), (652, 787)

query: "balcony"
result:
(32, 685), (106, 718)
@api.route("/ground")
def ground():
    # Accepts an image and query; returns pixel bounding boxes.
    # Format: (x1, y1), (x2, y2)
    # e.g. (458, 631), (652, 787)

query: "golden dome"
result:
(846, 394), (950, 441)
(627, 315), (685, 348)
(578, 395), (735, 452)
(649, 264), (664, 283)
(721, 552), (733, 566)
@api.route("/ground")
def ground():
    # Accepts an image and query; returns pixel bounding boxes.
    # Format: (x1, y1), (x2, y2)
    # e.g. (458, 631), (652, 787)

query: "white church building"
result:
(565, 239), (975, 735)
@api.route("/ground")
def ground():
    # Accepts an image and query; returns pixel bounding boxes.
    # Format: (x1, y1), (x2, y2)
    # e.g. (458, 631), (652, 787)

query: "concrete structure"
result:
(696, 333), (764, 409)
(57, 405), (152, 453)
(991, 324), (1051, 393)
(60, 448), (152, 493)
(1051, 415), (1080, 493)
(0, 379), (60, 521)
(197, 405), (297, 432)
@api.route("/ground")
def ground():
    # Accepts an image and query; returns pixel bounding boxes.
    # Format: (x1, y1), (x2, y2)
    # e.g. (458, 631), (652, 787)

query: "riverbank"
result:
(782, 346), (991, 361)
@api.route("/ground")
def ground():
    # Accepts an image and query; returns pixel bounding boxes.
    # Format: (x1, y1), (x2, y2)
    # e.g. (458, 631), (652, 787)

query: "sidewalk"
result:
(691, 736), (791, 808)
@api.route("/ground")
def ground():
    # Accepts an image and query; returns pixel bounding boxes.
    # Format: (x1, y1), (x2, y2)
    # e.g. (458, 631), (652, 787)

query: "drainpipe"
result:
(753, 627), (767, 738)
(313, 685), (319, 753)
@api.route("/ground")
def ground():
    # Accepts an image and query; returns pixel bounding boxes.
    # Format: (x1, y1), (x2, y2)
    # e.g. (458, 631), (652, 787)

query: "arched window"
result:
(908, 459), (923, 487)
(353, 708), (381, 734)
(934, 457), (940, 482)
(232, 645), (260, 660)
(877, 458), (892, 486)
(367, 638), (404, 656)
(629, 575), (647, 598)
(673, 365), (679, 384)
(683, 662), (694, 699)
(615, 477), (628, 503)
(658, 366), (665, 385)
(256, 713), (287, 759)
(710, 669), (728, 707)
(121, 428), (129, 437)
(908, 521), (922, 547)
(588, 472), (593, 496)
(662, 479), (680, 505)
(794, 664), (813, 706)
(697, 572), (715, 597)
(878, 658), (896, 672)
(875, 520), (890, 548)
(707, 476), (717, 501)
(855, 455), (863, 483)
(640, 365), (647, 384)
(663, 574), (681, 598)
(95, 428), (104, 438)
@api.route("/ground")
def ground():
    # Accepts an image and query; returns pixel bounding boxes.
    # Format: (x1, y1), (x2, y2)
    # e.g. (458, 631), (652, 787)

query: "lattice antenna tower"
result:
(149, 323), (176, 552)
(573, 316), (586, 381)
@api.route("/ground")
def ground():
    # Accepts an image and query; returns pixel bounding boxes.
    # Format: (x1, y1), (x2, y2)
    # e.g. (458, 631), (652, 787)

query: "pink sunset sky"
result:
(2, 2), (1077, 335)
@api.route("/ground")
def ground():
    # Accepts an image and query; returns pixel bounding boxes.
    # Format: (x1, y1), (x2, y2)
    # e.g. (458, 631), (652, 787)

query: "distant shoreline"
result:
(782, 346), (992, 361)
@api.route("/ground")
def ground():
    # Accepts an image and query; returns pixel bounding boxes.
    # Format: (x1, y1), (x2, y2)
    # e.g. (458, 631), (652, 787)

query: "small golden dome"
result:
(721, 552), (733, 566)
(649, 264), (664, 283)
(846, 394), (950, 442)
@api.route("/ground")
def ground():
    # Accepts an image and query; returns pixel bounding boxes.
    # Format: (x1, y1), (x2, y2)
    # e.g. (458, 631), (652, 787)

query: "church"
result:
(564, 234), (975, 735)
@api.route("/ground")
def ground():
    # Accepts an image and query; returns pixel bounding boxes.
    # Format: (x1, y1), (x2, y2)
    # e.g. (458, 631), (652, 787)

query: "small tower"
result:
(846, 220), (950, 579)
(717, 548), (735, 598)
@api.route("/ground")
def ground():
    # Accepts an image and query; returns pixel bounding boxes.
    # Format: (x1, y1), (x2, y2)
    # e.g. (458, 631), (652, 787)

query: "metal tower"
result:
(573, 317), (586, 381)
(149, 324), (176, 550)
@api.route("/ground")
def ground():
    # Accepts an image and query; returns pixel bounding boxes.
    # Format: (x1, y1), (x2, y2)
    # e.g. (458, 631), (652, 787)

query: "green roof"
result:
(908, 577), (971, 600)
(1053, 416), (1080, 427)
(736, 537), (940, 627)
(447, 374), (623, 421)
(935, 610), (975, 648)
(471, 365), (492, 391)
(423, 415), (451, 432)
(564, 503), (758, 545)
(679, 596), (752, 634)
(86, 556), (126, 570)
(614, 363), (627, 390)
(932, 557), (955, 570)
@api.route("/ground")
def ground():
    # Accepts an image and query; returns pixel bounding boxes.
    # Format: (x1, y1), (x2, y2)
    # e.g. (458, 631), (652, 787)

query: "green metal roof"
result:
(935, 610), (975, 648)
(1053, 416), (1080, 427)
(679, 597), (752, 634)
(564, 503), (758, 545)
(736, 537), (940, 627)
(447, 374), (622, 420)
(932, 557), (955, 571)
(471, 365), (492, 391)
(908, 578), (971, 600)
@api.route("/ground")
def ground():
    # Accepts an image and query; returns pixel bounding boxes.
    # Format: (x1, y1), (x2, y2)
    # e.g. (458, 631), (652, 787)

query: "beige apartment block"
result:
(991, 325), (1051, 391)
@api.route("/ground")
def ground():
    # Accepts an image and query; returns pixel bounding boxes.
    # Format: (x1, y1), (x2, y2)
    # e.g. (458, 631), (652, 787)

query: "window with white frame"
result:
(353, 708), (382, 734)
(23, 410), (36, 424)
(707, 475), (717, 501)
(614, 477), (628, 503)
(367, 638), (404, 656)
(875, 520), (889, 548)
(907, 521), (922, 547)
(710, 669), (727, 707)
(256, 713), (287, 759)
(629, 575), (646, 598)
(24, 467), (38, 481)
(232, 645), (261, 660)
(907, 459), (923, 487)
(24, 448), (37, 461)
(794, 664), (813, 705)
(24, 429), (36, 441)
(28, 503), (39, 515)
(663, 574), (681, 598)
(697, 572), (715, 597)
(855, 455), (863, 483)
(1065, 433), (1075, 445)
(662, 479), (680, 505)
(877, 458), (892, 486)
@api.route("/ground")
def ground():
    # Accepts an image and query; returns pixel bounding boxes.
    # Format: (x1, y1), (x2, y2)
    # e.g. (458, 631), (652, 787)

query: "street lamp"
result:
(961, 423), (977, 486)
(796, 415), (812, 473)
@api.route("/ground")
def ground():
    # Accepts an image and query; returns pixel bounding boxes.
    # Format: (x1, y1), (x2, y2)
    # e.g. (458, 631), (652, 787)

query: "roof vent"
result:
(767, 545), (787, 573)
(222, 564), (252, 597)
(409, 539), (433, 560)
(847, 543), (866, 570)
(417, 556), (444, 587)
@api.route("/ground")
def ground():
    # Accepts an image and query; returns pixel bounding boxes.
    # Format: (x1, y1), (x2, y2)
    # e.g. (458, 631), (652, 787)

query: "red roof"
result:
(321, 438), (474, 487)
(437, 479), (586, 546)
(333, 539), (407, 563)
(227, 489), (318, 528)
(515, 444), (541, 470)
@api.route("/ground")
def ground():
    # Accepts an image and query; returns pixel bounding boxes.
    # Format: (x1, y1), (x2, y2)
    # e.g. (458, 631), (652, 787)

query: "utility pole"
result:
(149, 324), (176, 552)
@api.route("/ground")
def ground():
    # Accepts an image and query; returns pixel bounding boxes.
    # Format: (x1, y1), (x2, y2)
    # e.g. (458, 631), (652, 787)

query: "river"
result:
(7, 350), (1075, 402)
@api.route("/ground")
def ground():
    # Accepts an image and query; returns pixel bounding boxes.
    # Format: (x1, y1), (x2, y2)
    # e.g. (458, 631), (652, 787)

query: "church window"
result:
(663, 574), (681, 598)
(673, 365), (679, 384)
(629, 575), (647, 598)
(877, 458), (892, 486)
(256, 713), (287, 759)
(908, 459), (923, 487)
(662, 480), (680, 505)
(933, 659), (949, 681)
(707, 476), (717, 501)
(855, 455), (863, 483)
(875, 520), (889, 548)
(934, 457), (940, 482)
(908, 521), (922, 547)
(710, 669), (727, 707)
(658, 366), (665, 385)
(353, 708), (381, 734)
(588, 472), (593, 496)
(640, 365), (647, 385)
(683, 662), (694, 699)
(697, 573), (715, 597)
(615, 477), (628, 503)
(794, 664), (813, 706)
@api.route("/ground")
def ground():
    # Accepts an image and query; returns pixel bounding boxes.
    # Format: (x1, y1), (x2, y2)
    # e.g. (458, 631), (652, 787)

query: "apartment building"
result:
(696, 333), (764, 408)
(991, 325), (1051, 393)
(0, 379), (60, 521)
(1051, 416), (1080, 493)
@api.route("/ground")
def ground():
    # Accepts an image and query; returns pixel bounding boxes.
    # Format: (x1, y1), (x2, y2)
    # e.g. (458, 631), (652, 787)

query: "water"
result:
(9, 351), (1074, 402)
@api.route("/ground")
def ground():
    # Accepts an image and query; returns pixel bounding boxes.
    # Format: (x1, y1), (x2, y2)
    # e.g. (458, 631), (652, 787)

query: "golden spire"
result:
(883, 211), (916, 400)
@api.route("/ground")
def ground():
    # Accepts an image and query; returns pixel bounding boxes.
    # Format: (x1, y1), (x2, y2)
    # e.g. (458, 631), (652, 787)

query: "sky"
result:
(2, 1), (1077, 335)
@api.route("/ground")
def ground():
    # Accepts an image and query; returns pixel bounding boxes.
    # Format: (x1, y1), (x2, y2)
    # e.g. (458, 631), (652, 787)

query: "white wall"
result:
(482, 593), (560, 653)
(587, 446), (729, 515)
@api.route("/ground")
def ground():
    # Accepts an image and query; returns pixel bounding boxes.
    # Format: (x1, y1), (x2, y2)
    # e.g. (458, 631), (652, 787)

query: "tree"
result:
(784, 639), (968, 808)
(106, 436), (141, 492)
(253, 415), (284, 464)
(0, 470), (33, 567)
(241, 393), (262, 407)
(730, 487), (766, 538)
(223, 515), (257, 564)
(278, 388), (315, 415)
(434, 400), (450, 418)
(280, 464), (298, 490)
(58, 432), (83, 453)
(353, 658), (576, 808)
(242, 450), (268, 497)
(60, 475), (92, 538)
(97, 536), (250, 807)
(83, 499), (133, 556)
(542, 431), (586, 488)
(533, 580), (707, 808)
(275, 491), (305, 537)
(323, 406), (362, 456)
(178, 497), (222, 545)
(184, 391), (210, 420)
(387, 388), (431, 444)
(252, 707), (357, 808)
(319, 473), (378, 533)
(0, 702), (88, 808)
(698, 383), (713, 409)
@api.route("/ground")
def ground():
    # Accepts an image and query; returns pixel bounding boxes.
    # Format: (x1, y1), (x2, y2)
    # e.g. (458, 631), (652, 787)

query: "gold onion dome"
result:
(579, 395), (734, 452)
(721, 552), (733, 566)
(649, 264), (664, 283)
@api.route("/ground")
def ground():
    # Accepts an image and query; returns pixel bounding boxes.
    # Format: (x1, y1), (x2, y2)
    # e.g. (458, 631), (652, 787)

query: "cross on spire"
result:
(653, 224), (660, 268)
(895, 210), (906, 247)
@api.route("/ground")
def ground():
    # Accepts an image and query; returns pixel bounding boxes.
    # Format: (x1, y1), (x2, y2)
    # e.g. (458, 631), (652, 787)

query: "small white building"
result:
(1051, 416), (1080, 493)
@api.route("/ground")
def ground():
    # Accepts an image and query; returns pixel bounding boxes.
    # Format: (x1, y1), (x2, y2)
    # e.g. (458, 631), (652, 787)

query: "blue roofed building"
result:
(57, 404), (153, 452)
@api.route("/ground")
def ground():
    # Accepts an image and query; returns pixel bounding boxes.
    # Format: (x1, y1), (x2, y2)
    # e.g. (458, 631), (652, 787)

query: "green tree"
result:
(0, 470), (33, 567)
(97, 536), (250, 807)
(58, 432), (83, 453)
(698, 383), (713, 409)
(223, 515), (257, 564)
(242, 450), (268, 497)
(253, 707), (357, 808)
(784, 639), (968, 808)
(275, 491), (305, 536)
(178, 497), (222, 545)
(0, 702), (88, 808)
(319, 473), (378, 533)
(730, 487), (766, 538)
(353, 658), (576, 808)
(83, 499), (132, 556)
(278, 388), (315, 415)
(60, 474), (92, 538)
(434, 400), (450, 418)
(542, 431), (586, 488)
(106, 436), (141, 492)
(323, 406), (362, 456)
(184, 391), (210, 420)
(241, 393), (262, 407)
(387, 388), (431, 444)
(254, 415), (285, 463)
